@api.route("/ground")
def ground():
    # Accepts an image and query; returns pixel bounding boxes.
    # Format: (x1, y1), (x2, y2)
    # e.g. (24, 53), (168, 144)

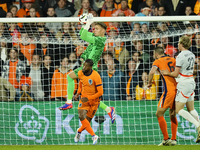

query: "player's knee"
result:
(176, 109), (180, 114)
(156, 111), (163, 118)
(78, 113), (85, 121)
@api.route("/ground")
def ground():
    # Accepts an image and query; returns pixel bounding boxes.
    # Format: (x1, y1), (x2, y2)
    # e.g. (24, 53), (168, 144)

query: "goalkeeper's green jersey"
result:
(79, 28), (106, 71)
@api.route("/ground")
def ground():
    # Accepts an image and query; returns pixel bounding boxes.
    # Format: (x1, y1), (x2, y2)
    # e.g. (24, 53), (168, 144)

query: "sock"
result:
(178, 109), (200, 128)
(158, 116), (169, 140)
(78, 119), (95, 136)
(190, 109), (200, 122)
(171, 117), (178, 140)
(67, 75), (74, 103)
(105, 107), (111, 113)
(99, 101), (109, 112)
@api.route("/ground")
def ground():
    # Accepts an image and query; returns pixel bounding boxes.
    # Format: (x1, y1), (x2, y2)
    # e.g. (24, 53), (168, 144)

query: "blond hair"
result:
(179, 36), (191, 49)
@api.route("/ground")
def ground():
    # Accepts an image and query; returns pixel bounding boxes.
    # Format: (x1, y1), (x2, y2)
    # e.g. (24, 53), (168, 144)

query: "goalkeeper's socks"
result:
(178, 109), (200, 128)
(79, 119), (95, 136)
(170, 117), (178, 140)
(105, 107), (111, 113)
(158, 116), (169, 140)
(99, 101), (109, 112)
(67, 75), (75, 100)
(66, 99), (72, 104)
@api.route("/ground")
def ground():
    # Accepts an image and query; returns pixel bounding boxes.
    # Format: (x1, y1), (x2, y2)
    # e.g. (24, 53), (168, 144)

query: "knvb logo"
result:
(15, 105), (50, 143)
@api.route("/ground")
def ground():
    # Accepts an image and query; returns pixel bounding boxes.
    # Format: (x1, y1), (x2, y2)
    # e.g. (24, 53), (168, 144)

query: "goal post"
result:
(0, 16), (199, 145)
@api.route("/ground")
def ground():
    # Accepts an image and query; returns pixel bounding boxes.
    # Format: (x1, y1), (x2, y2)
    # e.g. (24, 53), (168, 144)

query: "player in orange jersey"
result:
(74, 59), (103, 145)
(147, 47), (178, 146)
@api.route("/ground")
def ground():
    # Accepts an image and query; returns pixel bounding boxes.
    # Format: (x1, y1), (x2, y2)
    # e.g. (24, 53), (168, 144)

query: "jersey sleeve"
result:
(152, 60), (159, 68)
(176, 54), (183, 67)
(80, 29), (95, 43)
(77, 70), (82, 79)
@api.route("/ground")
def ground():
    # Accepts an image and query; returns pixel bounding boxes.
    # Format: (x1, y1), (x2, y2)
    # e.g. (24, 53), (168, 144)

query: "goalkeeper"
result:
(59, 14), (115, 124)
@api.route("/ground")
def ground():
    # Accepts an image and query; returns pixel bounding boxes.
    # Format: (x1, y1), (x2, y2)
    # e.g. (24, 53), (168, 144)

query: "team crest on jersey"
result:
(79, 103), (82, 107)
(88, 79), (93, 85)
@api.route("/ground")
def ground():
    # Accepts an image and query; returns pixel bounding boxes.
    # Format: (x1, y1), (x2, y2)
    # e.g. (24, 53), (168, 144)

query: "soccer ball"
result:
(79, 14), (88, 24)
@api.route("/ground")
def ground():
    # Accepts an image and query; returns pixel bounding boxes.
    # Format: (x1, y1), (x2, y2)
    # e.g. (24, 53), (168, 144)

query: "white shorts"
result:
(175, 81), (195, 103)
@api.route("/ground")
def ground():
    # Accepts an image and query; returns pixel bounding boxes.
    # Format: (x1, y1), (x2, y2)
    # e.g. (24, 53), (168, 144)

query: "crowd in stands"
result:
(0, 0), (200, 101)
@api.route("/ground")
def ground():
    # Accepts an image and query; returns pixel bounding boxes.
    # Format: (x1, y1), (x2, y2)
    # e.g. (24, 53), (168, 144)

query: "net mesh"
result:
(0, 18), (200, 145)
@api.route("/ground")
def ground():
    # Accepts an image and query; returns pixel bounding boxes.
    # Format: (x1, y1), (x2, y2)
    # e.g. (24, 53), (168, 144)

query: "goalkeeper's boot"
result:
(196, 126), (200, 143)
(168, 139), (177, 146)
(74, 129), (81, 143)
(158, 138), (171, 146)
(59, 103), (73, 110)
(108, 107), (115, 124)
(92, 135), (98, 145)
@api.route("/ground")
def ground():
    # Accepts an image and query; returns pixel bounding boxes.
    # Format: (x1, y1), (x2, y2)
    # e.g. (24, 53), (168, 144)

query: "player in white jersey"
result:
(162, 36), (200, 143)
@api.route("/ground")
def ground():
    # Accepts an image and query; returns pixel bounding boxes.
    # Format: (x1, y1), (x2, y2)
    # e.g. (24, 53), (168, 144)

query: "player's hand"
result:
(126, 96), (132, 100)
(147, 83), (152, 88)
(74, 93), (80, 101)
(161, 69), (170, 75)
(81, 97), (88, 103)
(86, 13), (94, 25)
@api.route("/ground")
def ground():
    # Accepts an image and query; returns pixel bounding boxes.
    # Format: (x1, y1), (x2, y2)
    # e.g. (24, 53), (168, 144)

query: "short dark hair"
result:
(47, 6), (54, 11)
(61, 55), (68, 62)
(95, 22), (107, 30)
(154, 46), (165, 55)
(43, 54), (52, 59)
(8, 47), (18, 54)
(9, 5), (18, 12)
(85, 59), (94, 67)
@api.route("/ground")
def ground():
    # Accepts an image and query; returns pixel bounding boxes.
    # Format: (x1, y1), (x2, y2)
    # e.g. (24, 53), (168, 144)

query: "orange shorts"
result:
(78, 98), (100, 118)
(158, 90), (176, 109)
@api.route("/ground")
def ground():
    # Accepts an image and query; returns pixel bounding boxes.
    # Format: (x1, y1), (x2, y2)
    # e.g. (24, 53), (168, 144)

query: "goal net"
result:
(0, 16), (200, 145)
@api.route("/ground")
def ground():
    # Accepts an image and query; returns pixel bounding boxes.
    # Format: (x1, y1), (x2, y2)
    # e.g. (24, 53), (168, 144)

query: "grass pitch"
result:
(1, 145), (200, 150)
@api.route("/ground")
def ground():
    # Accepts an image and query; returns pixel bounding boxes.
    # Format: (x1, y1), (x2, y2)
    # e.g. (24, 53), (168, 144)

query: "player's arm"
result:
(161, 67), (181, 78)
(77, 81), (82, 94)
(147, 66), (157, 88)
(74, 81), (82, 101)
(80, 29), (95, 43)
(87, 73), (103, 100)
(162, 57), (181, 78)
(80, 14), (95, 43)
(87, 85), (103, 100)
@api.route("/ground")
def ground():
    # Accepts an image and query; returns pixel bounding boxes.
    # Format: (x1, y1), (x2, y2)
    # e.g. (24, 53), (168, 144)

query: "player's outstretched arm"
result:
(80, 14), (95, 43)
(147, 66), (157, 88)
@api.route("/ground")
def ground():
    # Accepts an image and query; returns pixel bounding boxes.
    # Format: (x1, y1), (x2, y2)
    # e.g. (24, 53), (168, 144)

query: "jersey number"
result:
(186, 57), (194, 70)
(167, 61), (175, 72)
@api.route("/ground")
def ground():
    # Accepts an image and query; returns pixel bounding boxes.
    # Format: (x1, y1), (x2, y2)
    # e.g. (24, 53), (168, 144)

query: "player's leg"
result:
(186, 96), (200, 143)
(59, 71), (78, 110)
(99, 101), (115, 124)
(78, 109), (96, 136)
(186, 96), (200, 123)
(169, 108), (178, 146)
(156, 106), (171, 146)
(157, 93), (172, 146)
(176, 91), (200, 129)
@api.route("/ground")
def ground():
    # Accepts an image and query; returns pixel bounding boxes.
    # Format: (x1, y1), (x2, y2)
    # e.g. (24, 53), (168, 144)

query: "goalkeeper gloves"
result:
(83, 13), (94, 30)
